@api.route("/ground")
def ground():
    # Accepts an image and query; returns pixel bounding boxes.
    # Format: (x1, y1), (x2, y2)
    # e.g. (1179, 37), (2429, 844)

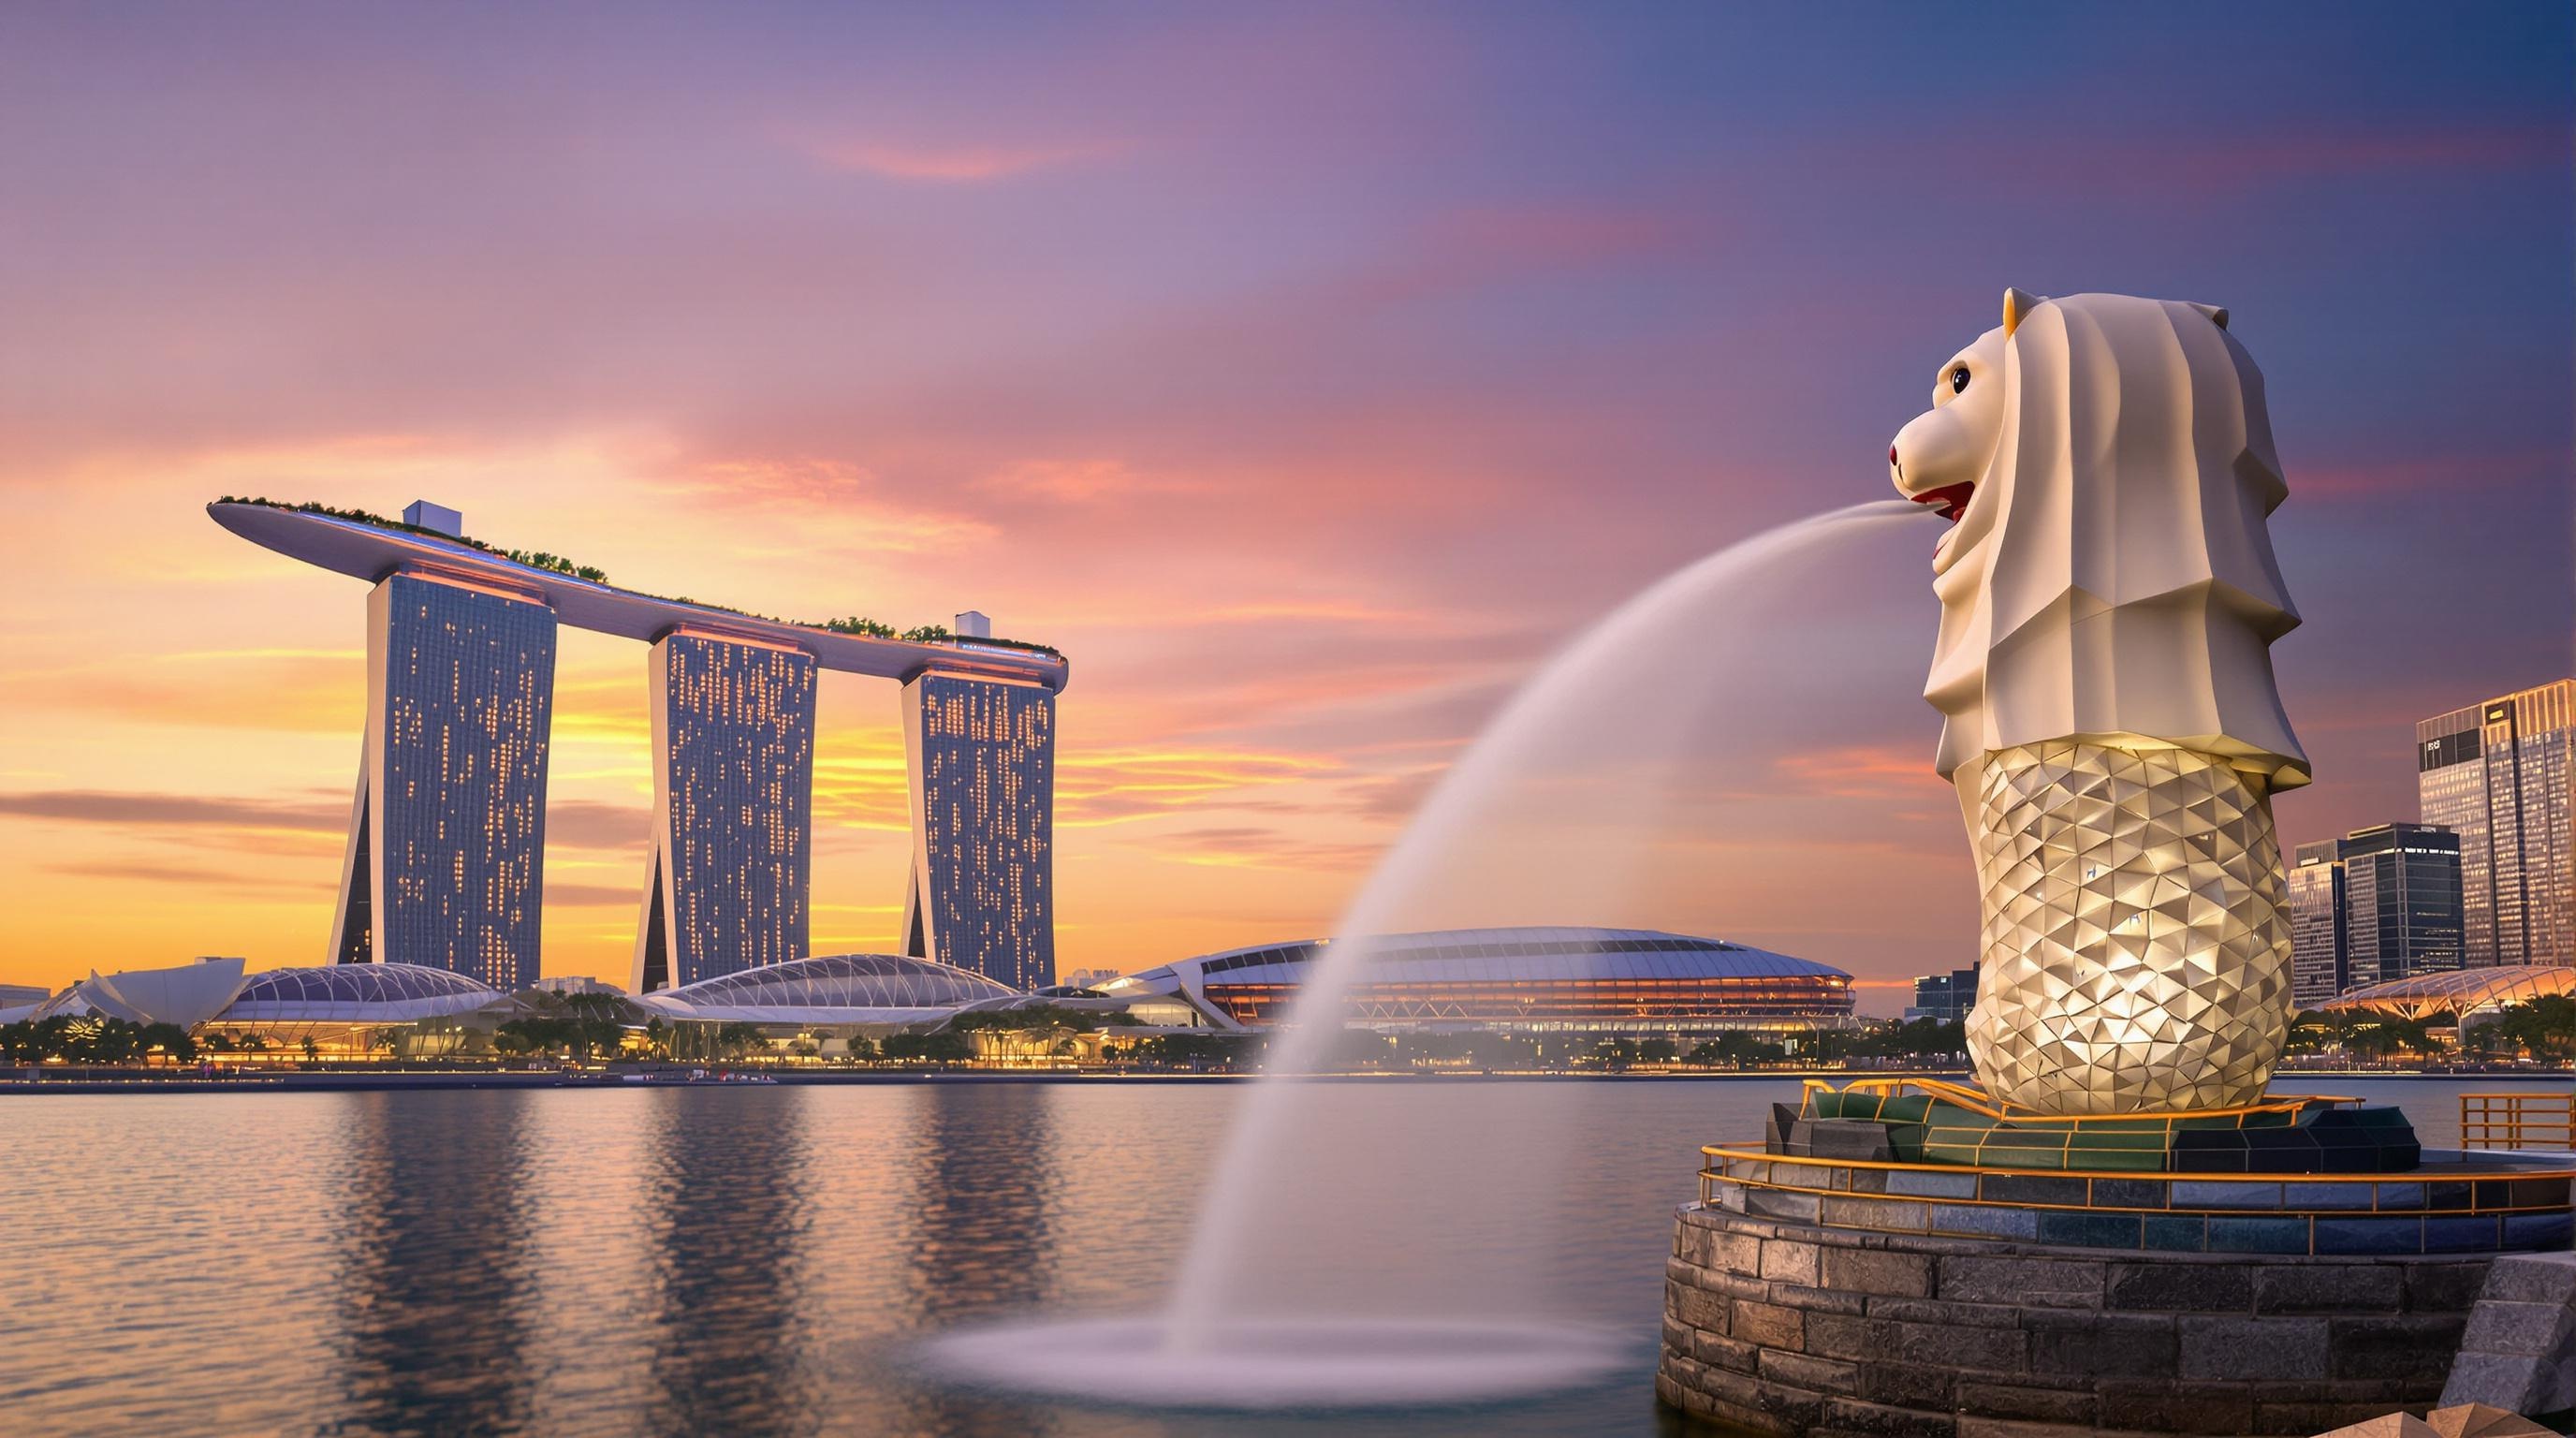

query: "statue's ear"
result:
(2001, 287), (2043, 336)
(2187, 301), (2230, 330)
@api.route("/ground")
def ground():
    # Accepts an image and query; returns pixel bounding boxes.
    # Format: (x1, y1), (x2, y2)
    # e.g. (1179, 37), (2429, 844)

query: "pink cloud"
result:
(2293, 447), (2562, 502)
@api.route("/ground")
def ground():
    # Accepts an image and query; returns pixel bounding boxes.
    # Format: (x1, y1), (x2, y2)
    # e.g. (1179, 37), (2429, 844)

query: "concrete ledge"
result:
(1661, 1203), (2494, 1436)
(2439, 1251), (2576, 1416)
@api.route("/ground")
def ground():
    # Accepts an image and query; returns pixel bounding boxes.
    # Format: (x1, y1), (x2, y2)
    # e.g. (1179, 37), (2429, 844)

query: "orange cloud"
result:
(1152, 825), (1382, 873)
(799, 138), (1111, 183)
(1768, 743), (1952, 801)
(1058, 746), (1340, 828)
(653, 456), (998, 553)
(975, 458), (1178, 504)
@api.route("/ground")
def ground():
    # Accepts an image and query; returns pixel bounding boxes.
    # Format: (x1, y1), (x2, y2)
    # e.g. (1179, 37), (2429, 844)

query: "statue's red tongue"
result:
(1913, 481), (1974, 523)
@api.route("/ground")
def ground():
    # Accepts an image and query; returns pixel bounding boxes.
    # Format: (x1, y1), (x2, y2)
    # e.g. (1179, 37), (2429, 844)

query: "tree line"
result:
(2285, 995), (2576, 1063)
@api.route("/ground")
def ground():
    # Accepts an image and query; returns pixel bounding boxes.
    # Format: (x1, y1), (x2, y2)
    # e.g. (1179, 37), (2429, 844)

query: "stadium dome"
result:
(1103, 926), (1856, 1034)
(636, 953), (1017, 1024)
(2322, 966), (2576, 1021)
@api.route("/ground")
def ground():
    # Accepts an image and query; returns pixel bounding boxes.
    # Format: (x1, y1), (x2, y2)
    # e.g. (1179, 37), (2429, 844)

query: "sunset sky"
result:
(3, 4), (2569, 1010)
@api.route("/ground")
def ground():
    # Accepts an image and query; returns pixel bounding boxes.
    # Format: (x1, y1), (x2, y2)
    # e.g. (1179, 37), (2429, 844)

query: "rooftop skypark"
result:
(210, 495), (1064, 660)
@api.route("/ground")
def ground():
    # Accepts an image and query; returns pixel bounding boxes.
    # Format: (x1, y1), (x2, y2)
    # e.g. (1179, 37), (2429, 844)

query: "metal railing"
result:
(2463, 1091), (2576, 1152)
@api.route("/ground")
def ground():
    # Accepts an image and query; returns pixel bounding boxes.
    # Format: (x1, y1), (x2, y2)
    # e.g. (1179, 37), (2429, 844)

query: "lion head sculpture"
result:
(1887, 289), (2309, 795)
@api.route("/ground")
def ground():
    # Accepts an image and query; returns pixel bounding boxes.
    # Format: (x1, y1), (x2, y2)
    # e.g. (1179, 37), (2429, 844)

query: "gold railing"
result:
(2462, 1092), (2576, 1152)
(1804, 1076), (2360, 1126)
(1696, 1140), (2576, 1207)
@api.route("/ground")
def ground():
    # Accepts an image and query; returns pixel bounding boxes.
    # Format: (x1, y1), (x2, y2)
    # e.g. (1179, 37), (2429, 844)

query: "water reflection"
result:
(901, 1084), (1061, 1326)
(642, 1089), (814, 1438)
(6, 1078), (2540, 1438)
(871, 1084), (1070, 1438)
(328, 1091), (535, 1436)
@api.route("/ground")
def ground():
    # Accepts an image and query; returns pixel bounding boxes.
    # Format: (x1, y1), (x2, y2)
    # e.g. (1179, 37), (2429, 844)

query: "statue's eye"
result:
(1950, 366), (1971, 395)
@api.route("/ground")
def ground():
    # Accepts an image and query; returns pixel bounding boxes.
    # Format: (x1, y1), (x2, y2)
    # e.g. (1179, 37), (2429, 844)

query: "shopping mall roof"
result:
(635, 953), (1017, 1024)
(215, 964), (505, 1025)
(2321, 965), (2576, 1020)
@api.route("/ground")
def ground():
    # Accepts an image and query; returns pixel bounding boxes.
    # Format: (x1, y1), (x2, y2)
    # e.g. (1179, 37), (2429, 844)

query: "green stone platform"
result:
(1789, 1078), (2422, 1175)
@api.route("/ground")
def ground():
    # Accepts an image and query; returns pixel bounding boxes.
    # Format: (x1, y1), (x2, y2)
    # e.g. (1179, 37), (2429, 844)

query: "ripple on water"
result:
(917, 1316), (1634, 1410)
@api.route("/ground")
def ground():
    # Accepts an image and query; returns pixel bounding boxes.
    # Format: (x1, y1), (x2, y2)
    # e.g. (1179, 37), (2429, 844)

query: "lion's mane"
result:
(1926, 291), (2309, 795)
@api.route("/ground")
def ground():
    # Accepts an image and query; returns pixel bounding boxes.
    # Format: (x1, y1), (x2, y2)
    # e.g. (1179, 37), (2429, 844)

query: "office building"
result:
(635, 632), (817, 993)
(2419, 679), (2576, 965)
(2287, 841), (2348, 1007)
(901, 671), (1056, 990)
(2336, 823), (2463, 988)
(1906, 967), (1979, 1023)
(329, 571), (556, 989)
(2288, 824), (2464, 1003)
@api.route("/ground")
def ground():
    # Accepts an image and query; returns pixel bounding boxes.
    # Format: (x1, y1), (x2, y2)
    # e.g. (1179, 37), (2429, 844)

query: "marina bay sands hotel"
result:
(211, 499), (1064, 995)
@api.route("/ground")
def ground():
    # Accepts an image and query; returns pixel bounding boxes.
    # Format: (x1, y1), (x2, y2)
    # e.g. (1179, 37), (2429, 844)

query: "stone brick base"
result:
(1659, 1202), (2491, 1436)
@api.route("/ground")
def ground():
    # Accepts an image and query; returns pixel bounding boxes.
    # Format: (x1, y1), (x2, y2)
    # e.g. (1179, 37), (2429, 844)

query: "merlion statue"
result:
(1888, 288), (2308, 1115)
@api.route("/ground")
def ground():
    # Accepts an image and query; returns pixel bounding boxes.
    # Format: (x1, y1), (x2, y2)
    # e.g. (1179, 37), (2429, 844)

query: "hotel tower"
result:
(329, 569), (557, 989)
(901, 671), (1057, 990)
(634, 632), (818, 994)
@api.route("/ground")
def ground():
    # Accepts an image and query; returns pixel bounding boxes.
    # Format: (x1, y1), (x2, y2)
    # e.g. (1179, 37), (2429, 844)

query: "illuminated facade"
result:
(635, 632), (817, 993)
(1103, 927), (1857, 1036)
(2419, 679), (2576, 967)
(901, 672), (1055, 990)
(330, 572), (555, 989)
(2288, 840), (2348, 1007)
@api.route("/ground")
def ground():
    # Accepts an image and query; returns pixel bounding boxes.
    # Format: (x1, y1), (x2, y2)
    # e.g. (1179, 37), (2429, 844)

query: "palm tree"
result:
(2340, 1013), (2435, 1062)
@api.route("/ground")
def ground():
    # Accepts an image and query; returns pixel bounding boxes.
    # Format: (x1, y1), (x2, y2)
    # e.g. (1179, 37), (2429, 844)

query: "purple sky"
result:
(2, 3), (2569, 1002)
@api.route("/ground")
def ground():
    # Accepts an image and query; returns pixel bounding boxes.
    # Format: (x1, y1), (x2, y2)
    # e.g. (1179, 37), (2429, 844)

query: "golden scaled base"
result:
(1960, 741), (2293, 1117)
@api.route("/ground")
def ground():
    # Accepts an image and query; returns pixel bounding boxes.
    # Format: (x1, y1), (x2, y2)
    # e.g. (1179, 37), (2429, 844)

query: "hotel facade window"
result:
(635, 632), (817, 993)
(2419, 679), (2576, 966)
(330, 572), (556, 989)
(901, 671), (1056, 991)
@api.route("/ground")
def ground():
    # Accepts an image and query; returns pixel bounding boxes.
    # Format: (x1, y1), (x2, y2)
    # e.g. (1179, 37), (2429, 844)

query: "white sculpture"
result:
(1889, 289), (2309, 1115)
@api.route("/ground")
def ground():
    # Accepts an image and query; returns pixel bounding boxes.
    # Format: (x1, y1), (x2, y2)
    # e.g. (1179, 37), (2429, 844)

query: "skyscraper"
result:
(2287, 840), (2346, 1007)
(329, 571), (556, 988)
(901, 670), (1055, 990)
(2419, 679), (2576, 965)
(635, 631), (817, 993)
(1904, 967), (1978, 1022)
(2335, 823), (2462, 988)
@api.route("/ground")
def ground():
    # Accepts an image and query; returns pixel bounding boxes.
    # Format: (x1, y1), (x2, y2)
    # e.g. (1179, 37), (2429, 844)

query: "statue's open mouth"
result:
(1913, 482), (1974, 523)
